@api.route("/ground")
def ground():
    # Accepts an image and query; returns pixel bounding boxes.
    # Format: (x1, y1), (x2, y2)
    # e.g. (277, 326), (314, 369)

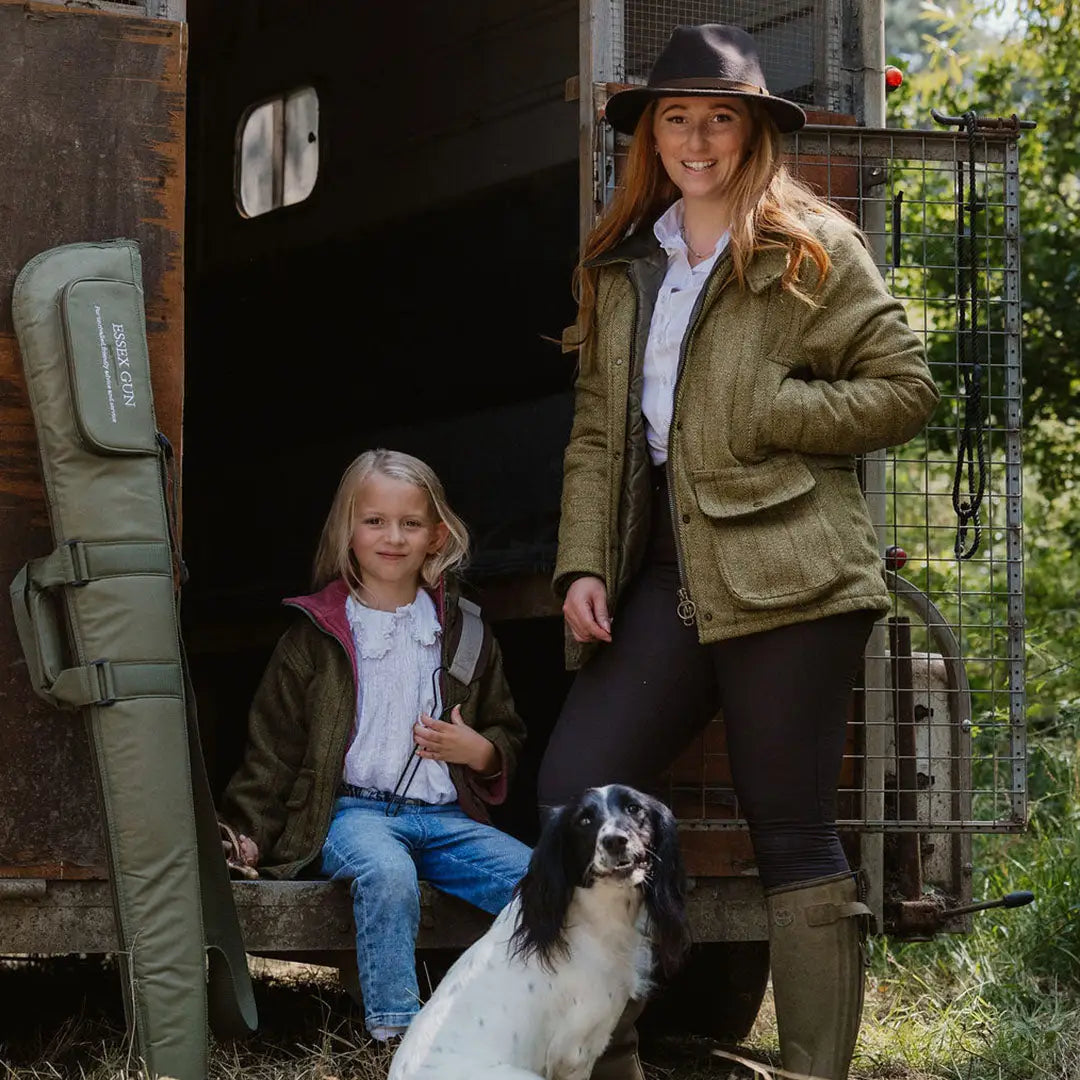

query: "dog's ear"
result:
(511, 804), (576, 971)
(643, 797), (690, 978)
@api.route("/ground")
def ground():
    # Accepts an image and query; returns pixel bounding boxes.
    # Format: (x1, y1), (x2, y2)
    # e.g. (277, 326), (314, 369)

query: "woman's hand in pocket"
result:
(563, 576), (613, 643)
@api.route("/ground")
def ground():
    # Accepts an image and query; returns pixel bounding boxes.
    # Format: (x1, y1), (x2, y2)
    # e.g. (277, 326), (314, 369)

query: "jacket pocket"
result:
(284, 767), (316, 810)
(274, 767), (317, 864)
(692, 454), (844, 609)
(729, 355), (789, 465)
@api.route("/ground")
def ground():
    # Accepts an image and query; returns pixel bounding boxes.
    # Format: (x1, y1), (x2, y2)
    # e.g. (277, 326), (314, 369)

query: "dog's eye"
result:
(626, 801), (642, 815)
(575, 813), (593, 828)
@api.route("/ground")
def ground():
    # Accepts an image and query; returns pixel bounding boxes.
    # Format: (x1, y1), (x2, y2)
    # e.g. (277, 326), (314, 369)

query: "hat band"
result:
(653, 76), (769, 96)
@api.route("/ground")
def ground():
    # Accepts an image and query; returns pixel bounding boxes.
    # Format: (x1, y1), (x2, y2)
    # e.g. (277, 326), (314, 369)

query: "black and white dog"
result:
(389, 784), (688, 1080)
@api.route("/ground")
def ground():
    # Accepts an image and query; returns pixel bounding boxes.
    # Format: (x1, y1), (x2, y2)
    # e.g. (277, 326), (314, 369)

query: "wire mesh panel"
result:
(658, 127), (1028, 862)
(603, 0), (841, 108)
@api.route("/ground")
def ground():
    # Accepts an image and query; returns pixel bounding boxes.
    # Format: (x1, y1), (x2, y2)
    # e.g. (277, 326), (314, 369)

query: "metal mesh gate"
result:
(658, 128), (1028, 882)
(604, 0), (842, 109)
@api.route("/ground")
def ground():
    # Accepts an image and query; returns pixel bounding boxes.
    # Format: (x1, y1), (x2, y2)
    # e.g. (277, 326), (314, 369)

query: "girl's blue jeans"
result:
(320, 792), (531, 1034)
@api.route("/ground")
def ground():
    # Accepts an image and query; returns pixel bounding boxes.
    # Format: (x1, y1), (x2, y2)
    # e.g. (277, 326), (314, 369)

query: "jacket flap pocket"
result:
(693, 455), (816, 520)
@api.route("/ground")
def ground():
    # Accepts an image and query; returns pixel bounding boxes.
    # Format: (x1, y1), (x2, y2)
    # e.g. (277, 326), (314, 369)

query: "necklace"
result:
(680, 224), (715, 261)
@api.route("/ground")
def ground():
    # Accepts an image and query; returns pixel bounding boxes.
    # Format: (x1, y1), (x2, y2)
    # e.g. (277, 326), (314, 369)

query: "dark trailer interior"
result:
(0, 0), (872, 1035)
(182, 0), (583, 839)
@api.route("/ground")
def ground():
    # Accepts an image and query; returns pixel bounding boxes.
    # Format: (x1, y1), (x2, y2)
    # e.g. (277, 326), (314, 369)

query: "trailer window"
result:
(236, 86), (319, 218)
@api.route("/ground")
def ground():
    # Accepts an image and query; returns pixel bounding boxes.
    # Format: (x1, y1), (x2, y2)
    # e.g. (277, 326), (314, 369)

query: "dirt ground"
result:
(10, 954), (984, 1080)
(0, 955), (787, 1079)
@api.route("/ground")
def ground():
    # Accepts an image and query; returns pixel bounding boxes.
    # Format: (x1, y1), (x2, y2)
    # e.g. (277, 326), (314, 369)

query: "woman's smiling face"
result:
(652, 95), (751, 203)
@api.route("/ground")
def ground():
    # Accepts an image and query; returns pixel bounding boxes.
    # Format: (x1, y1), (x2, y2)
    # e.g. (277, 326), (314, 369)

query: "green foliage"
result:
(868, 751), (1080, 1077)
(888, 0), (1080, 498)
(866, 18), (1080, 1072)
(886, 0), (999, 71)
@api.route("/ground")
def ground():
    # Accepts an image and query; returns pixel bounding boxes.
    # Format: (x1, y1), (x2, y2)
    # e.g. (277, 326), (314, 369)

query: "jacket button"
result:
(615, 357), (624, 366)
(704, 611), (713, 621)
(681, 513), (691, 524)
(613, 450), (621, 458)
(752, 499), (764, 508)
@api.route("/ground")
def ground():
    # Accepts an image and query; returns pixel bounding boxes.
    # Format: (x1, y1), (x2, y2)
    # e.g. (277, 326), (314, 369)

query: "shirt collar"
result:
(653, 199), (687, 256)
(345, 590), (441, 660)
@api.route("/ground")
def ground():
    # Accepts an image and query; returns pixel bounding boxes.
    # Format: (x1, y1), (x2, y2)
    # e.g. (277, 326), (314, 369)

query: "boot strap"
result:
(805, 900), (873, 927)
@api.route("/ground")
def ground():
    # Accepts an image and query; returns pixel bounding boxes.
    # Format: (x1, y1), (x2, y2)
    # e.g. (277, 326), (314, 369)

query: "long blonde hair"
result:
(312, 449), (470, 596)
(574, 98), (845, 343)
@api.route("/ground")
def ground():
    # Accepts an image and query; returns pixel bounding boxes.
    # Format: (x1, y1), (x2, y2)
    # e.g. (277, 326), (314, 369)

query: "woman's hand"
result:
(414, 706), (499, 774)
(563, 576), (613, 643)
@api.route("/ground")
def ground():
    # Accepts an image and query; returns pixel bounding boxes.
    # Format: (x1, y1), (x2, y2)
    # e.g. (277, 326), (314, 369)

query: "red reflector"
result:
(884, 545), (908, 571)
(885, 66), (904, 91)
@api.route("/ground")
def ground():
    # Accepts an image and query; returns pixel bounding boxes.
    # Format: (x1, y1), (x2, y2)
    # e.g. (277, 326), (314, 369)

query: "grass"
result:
(858, 718), (1080, 1080)
(1, 944), (1076, 1080)
(2, 731), (1075, 1080)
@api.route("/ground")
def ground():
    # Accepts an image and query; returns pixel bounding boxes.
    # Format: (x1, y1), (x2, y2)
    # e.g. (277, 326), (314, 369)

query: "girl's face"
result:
(350, 472), (448, 598)
(652, 95), (752, 203)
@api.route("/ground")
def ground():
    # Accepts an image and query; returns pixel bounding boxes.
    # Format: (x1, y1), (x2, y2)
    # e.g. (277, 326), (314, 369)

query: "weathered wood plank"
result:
(0, 1), (186, 875)
(0, 876), (768, 954)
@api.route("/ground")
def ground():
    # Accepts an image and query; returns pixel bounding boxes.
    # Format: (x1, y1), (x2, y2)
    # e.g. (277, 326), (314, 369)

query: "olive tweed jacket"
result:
(220, 578), (525, 879)
(554, 210), (939, 649)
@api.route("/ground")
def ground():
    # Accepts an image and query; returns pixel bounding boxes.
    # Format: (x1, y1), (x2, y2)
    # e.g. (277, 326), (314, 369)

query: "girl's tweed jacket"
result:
(220, 577), (525, 879)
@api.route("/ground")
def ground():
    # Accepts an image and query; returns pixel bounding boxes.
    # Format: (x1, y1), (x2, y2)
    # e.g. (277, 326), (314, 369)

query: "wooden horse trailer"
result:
(0, 0), (1029, 1040)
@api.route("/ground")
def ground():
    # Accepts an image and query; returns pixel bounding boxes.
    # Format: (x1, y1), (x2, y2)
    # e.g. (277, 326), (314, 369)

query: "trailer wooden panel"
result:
(0, 1), (187, 878)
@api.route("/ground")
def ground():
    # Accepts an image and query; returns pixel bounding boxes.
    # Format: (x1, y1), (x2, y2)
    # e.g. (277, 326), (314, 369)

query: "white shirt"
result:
(341, 590), (457, 805)
(642, 200), (730, 465)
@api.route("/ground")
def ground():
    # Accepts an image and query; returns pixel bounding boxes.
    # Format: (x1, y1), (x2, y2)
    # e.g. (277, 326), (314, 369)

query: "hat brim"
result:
(604, 85), (806, 136)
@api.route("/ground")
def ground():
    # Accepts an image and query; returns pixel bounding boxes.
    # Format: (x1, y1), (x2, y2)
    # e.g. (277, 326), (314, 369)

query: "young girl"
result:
(220, 448), (531, 1041)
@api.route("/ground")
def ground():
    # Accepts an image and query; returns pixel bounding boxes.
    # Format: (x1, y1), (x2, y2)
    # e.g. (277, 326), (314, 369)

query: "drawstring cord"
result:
(952, 111), (987, 561)
(383, 665), (474, 816)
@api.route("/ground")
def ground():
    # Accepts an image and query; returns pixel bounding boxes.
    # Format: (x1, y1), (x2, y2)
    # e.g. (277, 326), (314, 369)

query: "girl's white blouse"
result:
(341, 590), (457, 804)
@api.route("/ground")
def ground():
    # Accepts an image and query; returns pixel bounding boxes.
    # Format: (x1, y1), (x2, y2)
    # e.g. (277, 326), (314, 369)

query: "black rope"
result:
(952, 111), (987, 561)
(384, 665), (475, 816)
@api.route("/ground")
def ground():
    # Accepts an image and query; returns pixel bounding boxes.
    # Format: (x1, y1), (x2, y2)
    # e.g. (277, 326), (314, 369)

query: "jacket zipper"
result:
(664, 250), (734, 626)
(287, 603), (366, 872)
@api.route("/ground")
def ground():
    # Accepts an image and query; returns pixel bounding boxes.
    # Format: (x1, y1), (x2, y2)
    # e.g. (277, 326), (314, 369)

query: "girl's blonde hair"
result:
(573, 98), (847, 342)
(312, 449), (470, 596)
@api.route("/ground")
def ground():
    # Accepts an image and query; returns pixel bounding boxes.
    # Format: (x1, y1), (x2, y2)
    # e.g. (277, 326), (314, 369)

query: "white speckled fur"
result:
(388, 883), (652, 1080)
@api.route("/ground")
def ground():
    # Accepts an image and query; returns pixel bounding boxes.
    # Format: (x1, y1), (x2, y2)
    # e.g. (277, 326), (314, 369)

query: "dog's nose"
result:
(601, 833), (628, 856)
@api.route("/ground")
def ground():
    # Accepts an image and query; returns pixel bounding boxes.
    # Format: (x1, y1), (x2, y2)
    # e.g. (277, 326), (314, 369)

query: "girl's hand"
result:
(219, 822), (259, 878)
(234, 833), (259, 868)
(563, 576), (612, 643)
(414, 706), (499, 774)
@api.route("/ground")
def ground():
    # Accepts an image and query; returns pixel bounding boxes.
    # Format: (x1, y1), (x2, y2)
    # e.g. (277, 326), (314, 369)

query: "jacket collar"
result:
(585, 222), (789, 293)
(285, 578), (352, 643)
(743, 246), (789, 293)
(283, 576), (457, 681)
(584, 227), (662, 268)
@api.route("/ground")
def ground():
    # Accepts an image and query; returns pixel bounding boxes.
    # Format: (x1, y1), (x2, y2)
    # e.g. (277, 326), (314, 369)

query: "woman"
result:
(538, 23), (938, 1080)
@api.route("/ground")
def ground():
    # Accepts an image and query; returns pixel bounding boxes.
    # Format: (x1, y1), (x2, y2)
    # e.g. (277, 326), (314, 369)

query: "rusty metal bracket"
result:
(931, 108), (1037, 131)
(891, 889), (1034, 937)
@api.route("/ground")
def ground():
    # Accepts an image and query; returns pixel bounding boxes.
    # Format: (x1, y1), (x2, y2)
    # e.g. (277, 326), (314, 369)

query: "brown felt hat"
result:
(604, 23), (807, 136)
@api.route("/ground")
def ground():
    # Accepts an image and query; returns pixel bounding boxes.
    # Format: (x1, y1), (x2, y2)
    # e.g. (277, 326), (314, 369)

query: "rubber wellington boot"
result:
(589, 998), (646, 1080)
(765, 871), (871, 1080)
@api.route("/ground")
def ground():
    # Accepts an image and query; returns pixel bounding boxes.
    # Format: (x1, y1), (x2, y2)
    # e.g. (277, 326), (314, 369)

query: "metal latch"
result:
(892, 889), (1034, 937)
